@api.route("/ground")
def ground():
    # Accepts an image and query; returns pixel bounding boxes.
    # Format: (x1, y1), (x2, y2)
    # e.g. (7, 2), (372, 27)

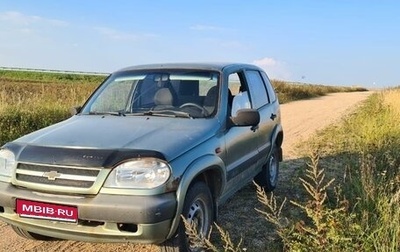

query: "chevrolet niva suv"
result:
(0, 63), (283, 251)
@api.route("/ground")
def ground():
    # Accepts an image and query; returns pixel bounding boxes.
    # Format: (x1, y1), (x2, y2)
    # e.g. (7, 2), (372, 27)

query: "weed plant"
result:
(185, 153), (364, 251)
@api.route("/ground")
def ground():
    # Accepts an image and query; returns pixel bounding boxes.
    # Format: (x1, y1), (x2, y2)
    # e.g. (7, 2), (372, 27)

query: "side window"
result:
(245, 70), (269, 108)
(228, 72), (251, 116)
(260, 71), (276, 102)
(228, 73), (242, 96)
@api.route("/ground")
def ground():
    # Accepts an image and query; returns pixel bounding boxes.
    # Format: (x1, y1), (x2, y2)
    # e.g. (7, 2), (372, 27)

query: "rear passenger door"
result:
(223, 71), (261, 197)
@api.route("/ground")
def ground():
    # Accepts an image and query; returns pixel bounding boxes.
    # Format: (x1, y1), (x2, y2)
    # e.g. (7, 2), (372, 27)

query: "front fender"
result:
(166, 154), (225, 239)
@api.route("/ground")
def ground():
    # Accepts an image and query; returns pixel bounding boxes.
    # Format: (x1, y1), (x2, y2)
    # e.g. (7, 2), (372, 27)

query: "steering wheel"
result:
(179, 103), (209, 116)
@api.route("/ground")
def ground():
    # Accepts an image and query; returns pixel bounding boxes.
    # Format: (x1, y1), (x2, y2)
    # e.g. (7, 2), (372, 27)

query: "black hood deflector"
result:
(5, 143), (165, 168)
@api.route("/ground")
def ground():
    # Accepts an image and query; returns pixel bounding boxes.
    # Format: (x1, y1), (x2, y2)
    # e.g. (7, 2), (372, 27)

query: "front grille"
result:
(15, 163), (101, 189)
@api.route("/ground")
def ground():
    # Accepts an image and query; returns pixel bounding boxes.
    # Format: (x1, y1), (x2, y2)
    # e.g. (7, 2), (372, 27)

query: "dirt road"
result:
(0, 91), (374, 252)
(281, 91), (374, 159)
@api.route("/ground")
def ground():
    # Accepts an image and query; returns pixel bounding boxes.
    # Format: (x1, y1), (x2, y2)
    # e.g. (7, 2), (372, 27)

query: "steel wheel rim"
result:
(187, 197), (209, 237)
(269, 154), (277, 186)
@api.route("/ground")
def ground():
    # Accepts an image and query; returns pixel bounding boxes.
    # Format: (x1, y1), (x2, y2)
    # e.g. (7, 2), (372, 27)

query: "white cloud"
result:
(94, 26), (156, 41)
(190, 24), (224, 31)
(0, 11), (69, 41)
(0, 11), (68, 27)
(0, 11), (37, 25)
(253, 57), (292, 80)
(253, 57), (278, 67)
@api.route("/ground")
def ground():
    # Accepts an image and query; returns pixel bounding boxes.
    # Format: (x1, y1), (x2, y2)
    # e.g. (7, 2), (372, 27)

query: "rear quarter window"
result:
(260, 71), (277, 102)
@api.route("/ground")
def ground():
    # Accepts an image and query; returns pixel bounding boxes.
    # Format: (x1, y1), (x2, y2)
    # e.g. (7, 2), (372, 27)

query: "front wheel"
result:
(160, 182), (214, 252)
(255, 145), (280, 192)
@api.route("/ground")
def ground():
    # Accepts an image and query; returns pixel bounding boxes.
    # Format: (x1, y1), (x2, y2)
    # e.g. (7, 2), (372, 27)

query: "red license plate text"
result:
(16, 199), (78, 222)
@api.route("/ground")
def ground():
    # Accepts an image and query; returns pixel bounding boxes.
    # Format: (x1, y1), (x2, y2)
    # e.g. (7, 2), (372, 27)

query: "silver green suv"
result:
(0, 63), (283, 251)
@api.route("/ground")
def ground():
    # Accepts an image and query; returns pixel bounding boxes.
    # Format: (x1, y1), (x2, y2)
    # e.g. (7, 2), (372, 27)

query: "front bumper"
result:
(0, 182), (177, 243)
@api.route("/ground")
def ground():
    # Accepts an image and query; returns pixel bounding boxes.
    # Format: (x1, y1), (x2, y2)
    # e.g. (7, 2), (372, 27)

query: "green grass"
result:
(0, 70), (106, 84)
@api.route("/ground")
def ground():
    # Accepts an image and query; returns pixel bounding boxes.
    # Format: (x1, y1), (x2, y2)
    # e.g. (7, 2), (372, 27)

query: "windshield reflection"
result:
(81, 70), (220, 118)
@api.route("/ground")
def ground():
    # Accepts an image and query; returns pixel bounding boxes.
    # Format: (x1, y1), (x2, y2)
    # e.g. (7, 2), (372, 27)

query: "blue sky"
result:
(0, 1), (399, 87)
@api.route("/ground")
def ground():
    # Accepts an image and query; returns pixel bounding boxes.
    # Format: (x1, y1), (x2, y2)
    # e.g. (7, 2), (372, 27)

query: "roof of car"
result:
(116, 62), (262, 73)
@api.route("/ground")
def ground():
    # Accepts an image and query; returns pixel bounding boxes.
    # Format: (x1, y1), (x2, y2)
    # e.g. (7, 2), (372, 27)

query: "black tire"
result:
(160, 182), (214, 252)
(255, 144), (280, 192)
(11, 225), (56, 241)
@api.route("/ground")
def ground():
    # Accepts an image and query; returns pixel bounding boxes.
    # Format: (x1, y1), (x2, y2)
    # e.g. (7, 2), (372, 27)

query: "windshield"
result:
(81, 70), (220, 118)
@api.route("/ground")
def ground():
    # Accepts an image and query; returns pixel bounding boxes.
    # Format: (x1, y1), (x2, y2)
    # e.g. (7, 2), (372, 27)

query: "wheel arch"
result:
(271, 124), (284, 161)
(166, 154), (225, 239)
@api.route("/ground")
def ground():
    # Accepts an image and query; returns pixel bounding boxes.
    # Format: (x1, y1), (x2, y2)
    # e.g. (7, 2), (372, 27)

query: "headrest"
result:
(154, 88), (174, 105)
(204, 86), (218, 107)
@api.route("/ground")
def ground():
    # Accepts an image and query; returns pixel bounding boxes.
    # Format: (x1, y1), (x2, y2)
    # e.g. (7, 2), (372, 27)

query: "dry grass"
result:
(383, 88), (400, 117)
(0, 73), (102, 144)
(271, 80), (368, 104)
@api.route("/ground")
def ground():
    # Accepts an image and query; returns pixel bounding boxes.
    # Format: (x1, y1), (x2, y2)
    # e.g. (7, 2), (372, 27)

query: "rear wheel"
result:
(11, 225), (56, 240)
(255, 144), (280, 192)
(160, 182), (213, 252)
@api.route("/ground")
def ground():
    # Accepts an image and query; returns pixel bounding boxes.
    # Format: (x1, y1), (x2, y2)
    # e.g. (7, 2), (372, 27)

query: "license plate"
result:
(16, 199), (78, 223)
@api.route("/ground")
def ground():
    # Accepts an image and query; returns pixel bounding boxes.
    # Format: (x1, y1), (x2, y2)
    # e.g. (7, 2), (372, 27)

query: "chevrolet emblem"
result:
(43, 171), (61, 181)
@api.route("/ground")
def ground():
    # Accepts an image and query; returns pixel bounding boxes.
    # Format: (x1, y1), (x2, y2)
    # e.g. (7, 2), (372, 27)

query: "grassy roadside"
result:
(296, 89), (400, 251)
(272, 80), (367, 104)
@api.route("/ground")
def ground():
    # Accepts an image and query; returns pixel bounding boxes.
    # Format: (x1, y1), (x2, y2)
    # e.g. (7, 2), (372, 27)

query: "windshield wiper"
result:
(89, 111), (126, 116)
(141, 110), (192, 118)
(90, 110), (192, 118)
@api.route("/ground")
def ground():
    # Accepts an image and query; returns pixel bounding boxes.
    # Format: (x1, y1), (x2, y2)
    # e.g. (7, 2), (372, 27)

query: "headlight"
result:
(0, 149), (16, 178)
(104, 158), (171, 189)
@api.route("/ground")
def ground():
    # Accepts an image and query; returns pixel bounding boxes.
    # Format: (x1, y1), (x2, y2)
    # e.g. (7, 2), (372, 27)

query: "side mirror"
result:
(231, 109), (260, 126)
(70, 106), (82, 116)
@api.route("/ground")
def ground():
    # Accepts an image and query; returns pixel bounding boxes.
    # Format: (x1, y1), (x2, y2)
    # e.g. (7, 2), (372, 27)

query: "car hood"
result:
(13, 115), (221, 161)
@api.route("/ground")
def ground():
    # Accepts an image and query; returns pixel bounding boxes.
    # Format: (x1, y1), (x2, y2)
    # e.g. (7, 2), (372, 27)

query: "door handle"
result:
(270, 113), (277, 120)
